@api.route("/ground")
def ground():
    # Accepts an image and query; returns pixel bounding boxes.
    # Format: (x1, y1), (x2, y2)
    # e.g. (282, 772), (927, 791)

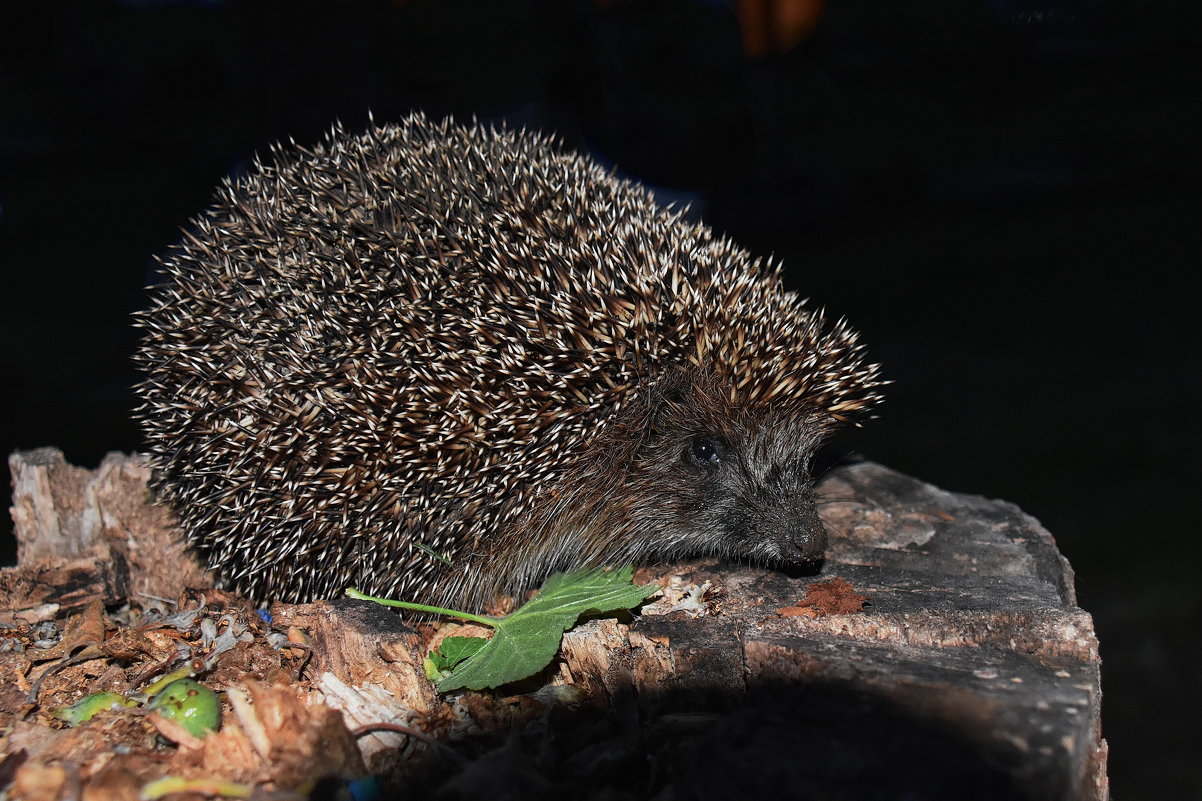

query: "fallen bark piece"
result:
(269, 599), (439, 717)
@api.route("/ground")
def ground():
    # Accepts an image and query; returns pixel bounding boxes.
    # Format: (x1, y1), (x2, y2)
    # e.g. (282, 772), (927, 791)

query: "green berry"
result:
(148, 678), (221, 737)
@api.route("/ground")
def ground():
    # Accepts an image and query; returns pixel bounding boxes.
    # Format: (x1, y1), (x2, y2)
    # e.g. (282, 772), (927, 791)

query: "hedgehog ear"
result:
(654, 365), (703, 401)
(660, 386), (687, 408)
(646, 374), (690, 437)
(646, 401), (673, 440)
(645, 365), (723, 439)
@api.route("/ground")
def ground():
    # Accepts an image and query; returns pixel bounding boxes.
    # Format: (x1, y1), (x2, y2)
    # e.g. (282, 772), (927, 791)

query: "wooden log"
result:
(562, 461), (1108, 801)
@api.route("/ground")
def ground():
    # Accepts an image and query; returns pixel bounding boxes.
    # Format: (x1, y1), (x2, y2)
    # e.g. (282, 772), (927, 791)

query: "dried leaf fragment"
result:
(777, 577), (869, 618)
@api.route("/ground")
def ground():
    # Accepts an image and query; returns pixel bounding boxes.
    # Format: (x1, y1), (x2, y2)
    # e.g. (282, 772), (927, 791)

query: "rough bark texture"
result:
(5, 448), (210, 617)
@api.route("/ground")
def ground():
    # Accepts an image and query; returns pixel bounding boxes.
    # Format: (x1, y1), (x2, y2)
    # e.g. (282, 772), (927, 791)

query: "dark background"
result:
(1, 0), (1198, 796)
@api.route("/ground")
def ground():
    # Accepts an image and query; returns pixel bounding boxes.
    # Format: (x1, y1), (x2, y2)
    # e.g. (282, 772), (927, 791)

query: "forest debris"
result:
(776, 577), (870, 618)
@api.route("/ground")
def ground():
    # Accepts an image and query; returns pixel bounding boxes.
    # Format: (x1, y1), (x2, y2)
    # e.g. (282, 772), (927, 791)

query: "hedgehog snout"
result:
(771, 495), (828, 564)
(732, 481), (828, 566)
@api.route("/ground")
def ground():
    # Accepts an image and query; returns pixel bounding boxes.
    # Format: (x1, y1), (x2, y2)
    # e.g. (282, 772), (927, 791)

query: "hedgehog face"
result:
(565, 370), (836, 572)
(678, 429), (828, 565)
(625, 407), (831, 568)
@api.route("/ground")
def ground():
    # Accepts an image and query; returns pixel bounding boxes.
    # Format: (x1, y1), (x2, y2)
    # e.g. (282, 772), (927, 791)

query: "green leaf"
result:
(425, 636), (488, 679)
(435, 566), (658, 692)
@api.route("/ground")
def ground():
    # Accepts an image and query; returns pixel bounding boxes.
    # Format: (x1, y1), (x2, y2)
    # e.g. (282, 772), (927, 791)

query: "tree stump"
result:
(563, 461), (1107, 800)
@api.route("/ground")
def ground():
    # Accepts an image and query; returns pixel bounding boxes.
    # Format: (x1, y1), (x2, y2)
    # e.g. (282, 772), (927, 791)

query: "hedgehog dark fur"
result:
(134, 113), (884, 611)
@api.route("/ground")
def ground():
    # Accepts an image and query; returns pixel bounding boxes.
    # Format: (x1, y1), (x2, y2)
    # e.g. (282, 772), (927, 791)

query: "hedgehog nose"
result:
(778, 496), (827, 563)
(785, 525), (828, 563)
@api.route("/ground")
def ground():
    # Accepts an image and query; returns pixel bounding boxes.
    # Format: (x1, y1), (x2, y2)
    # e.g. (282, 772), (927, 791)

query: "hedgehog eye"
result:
(686, 436), (725, 468)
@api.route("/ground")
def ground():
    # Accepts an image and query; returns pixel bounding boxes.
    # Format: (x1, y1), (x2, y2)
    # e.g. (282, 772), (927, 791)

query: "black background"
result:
(1, 1), (1198, 796)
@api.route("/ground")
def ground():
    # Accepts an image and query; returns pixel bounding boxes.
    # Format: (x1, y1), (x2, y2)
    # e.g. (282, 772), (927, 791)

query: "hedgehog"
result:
(134, 113), (884, 612)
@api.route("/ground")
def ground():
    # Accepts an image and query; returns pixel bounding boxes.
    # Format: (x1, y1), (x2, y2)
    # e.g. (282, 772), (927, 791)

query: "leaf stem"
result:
(344, 588), (498, 627)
